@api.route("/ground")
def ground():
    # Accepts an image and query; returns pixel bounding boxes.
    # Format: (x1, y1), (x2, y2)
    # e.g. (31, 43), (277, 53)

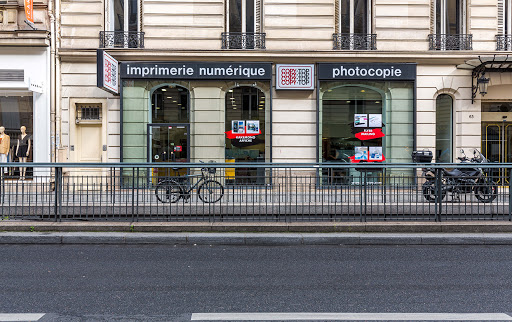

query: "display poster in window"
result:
(231, 120), (245, 134)
(368, 114), (382, 128)
(246, 120), (260, 134)
(369, 147), (383, 161)
(354, 114), (368, 128)
(354, 146), (368, 161)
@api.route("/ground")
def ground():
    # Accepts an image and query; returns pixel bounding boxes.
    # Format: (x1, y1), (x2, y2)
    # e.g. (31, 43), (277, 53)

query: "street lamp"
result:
(477, 75), (490, 96)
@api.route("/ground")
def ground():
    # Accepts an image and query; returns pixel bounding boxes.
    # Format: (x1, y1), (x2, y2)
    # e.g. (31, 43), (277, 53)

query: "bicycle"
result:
(155, 161), (224, 204)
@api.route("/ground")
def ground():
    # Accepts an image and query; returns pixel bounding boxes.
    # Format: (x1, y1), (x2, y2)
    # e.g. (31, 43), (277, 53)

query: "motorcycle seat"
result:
(443, 169), (463, 177)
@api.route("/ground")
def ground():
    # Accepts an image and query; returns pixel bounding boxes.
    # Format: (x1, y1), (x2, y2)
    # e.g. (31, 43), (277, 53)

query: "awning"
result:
(456, 55), (512, 103)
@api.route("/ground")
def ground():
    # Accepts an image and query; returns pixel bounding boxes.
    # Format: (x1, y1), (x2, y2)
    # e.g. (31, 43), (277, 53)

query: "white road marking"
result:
(191, 312), (512, 321)
(0, 314), (45, 321)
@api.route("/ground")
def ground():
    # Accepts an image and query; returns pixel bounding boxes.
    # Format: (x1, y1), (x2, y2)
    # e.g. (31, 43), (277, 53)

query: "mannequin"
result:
(16, 126), (30, 180)
(0, 126), (10, 174)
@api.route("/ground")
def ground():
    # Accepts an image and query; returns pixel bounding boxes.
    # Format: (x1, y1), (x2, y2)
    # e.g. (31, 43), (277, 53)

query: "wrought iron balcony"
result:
(333, 33), (377, 50)
(496, 35), (512, 51)
(428, 34), (472, 50)
(221, 32), (266, 50)
(99, 31), (144, 49)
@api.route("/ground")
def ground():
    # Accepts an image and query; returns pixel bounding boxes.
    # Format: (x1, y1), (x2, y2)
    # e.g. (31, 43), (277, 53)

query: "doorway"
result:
(147, 123), (189, 182)
(481, 122), (512, 183)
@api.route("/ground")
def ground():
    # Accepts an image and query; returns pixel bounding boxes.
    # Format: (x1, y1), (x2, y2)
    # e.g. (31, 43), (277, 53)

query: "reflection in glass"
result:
(435, 94), (452, 162)
(151, 86), (189, 123)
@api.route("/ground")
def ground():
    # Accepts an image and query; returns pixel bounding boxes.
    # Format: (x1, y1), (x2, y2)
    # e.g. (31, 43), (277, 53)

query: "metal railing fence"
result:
(0, 162), (511, 222)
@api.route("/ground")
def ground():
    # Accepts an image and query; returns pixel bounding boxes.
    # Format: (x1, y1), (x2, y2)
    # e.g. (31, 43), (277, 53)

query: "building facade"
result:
(0, 0), (51, 171)
(56, 0), (512, 181)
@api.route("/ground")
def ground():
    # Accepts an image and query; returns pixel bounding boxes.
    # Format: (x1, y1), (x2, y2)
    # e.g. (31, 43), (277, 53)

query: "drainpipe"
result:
(55, 0), (62, 160)
(49, 0), (56, 163)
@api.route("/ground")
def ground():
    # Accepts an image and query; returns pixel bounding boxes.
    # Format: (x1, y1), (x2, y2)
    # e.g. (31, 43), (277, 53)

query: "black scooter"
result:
(415, 149), (498, 203)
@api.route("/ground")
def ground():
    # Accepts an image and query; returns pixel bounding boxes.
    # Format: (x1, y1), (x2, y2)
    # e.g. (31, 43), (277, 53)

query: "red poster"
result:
(225, 130), (261, 139)
(355, 128), (385, 141)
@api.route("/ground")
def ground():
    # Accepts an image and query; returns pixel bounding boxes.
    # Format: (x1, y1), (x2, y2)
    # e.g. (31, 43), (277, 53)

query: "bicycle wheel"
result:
(155, 180), (182, 203)
(197, 180), (224, 203)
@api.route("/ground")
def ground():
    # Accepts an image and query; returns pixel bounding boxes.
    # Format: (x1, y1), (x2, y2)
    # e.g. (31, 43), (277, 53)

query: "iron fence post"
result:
(55, 167), (62, 222)
(435, 167), (442, 222)
(509, 167), (512, 221)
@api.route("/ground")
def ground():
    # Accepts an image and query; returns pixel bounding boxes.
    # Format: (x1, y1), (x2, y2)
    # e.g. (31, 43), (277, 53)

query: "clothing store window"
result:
(0, 96), (33, 161)
(0, 96), (33, 178)
(435, 94), (453, 162)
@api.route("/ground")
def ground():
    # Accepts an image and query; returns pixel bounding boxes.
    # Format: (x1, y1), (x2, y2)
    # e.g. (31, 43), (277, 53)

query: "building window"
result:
(223, 0), (265, 49)
(333, 0), (375, 50)
(101, 0), (144, 48)
(225, 86), (266, 185)
(429, 0), (471, 50)
(76, 104), (101, 122)
(435, 94), (453, 162)
(497, 0), (512, 50)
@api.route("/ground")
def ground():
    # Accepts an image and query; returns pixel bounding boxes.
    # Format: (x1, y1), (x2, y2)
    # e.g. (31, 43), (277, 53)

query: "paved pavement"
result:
(1, 221), (512, 245)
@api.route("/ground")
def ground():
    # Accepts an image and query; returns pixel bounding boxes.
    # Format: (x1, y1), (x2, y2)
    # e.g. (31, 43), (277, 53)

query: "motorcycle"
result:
(414, 149), (498, 203)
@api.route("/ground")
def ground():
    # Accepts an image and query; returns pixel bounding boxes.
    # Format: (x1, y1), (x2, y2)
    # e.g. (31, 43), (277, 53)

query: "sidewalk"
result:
(1, 221), (512, 245)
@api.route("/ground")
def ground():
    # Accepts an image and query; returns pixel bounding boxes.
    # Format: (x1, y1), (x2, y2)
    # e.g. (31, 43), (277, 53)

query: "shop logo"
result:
(97, 50), (119, 95)
(355, 128), (385, 141)
(276, 64), (314, 90)
(333, 66), (402, 79)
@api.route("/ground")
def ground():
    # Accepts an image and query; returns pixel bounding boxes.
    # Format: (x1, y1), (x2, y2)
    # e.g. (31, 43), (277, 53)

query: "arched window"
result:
(436, 94), (453, 162)
(225, 86), (266, 184)
(151, 85), (189, 123)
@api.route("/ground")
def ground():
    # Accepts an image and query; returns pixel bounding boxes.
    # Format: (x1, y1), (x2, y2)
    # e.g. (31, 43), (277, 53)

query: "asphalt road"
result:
(1, 244), (512, 321)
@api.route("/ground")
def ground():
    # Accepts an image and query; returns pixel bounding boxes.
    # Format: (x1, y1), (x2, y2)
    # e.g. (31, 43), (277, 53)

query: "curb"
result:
(2, 221), (512, 233)
(2, 232), (512, 245)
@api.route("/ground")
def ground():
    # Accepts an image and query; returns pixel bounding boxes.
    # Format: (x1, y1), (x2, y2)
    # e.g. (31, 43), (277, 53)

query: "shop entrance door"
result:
(481, 121), (512, 184)
(147, 124), (189, 182)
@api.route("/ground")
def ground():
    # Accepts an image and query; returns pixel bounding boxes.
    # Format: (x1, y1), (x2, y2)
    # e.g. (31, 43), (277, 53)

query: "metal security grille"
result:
(76, 104), (101, 122)
(0, 69), (24, 81)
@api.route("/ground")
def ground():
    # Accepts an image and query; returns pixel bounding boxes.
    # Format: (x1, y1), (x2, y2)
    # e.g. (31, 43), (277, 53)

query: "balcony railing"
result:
(221, 32), (266, 50)
(333, 33), (377, 50)
(428, 34), (472, 50)
(496, 35), (512, 51)
(99, 31), (145, 49)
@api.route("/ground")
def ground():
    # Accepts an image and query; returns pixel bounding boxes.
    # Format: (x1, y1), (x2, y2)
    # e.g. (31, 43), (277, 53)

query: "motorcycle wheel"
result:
(474, 182), (497, 203)
(422, 180), (445, 202)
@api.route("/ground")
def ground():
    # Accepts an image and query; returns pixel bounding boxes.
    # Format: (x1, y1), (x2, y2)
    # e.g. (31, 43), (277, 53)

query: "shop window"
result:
(151, 85), (189, 123)
(320, 81), (414, 184)
(225, 86), (265, 185)
(435, 94), (453, 163)
(76, 103), (102, 123)
(224, 0), (264, 49)
(102, 0), (143, 48)
(429, 0), (470, 50)
(0, 96), (34, 176)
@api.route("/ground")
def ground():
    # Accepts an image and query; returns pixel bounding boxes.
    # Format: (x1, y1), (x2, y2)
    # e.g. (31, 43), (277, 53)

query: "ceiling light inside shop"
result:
(230, 97), (235, 100)
(259, 107), (263, 110)
(259, 101), (265, 104)
(166, 97), (172, 99)
(233, 107), (237, 109)
(161, 89), (167, 92)
(228, 89), (233, 92)
(375, 101), (380, 104)
(346, 100), (351, 103)
(360, 90), (365, 93)
(327, 89), (332, 92)
(173, 101), (177, 103)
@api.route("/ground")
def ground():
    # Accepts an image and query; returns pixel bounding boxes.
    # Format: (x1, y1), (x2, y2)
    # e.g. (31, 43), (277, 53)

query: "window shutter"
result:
(334, 0), (340, 34)
(255, 0), (263, 33)
(498, 0), (504, 35)
(430, 0), (436, 34)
